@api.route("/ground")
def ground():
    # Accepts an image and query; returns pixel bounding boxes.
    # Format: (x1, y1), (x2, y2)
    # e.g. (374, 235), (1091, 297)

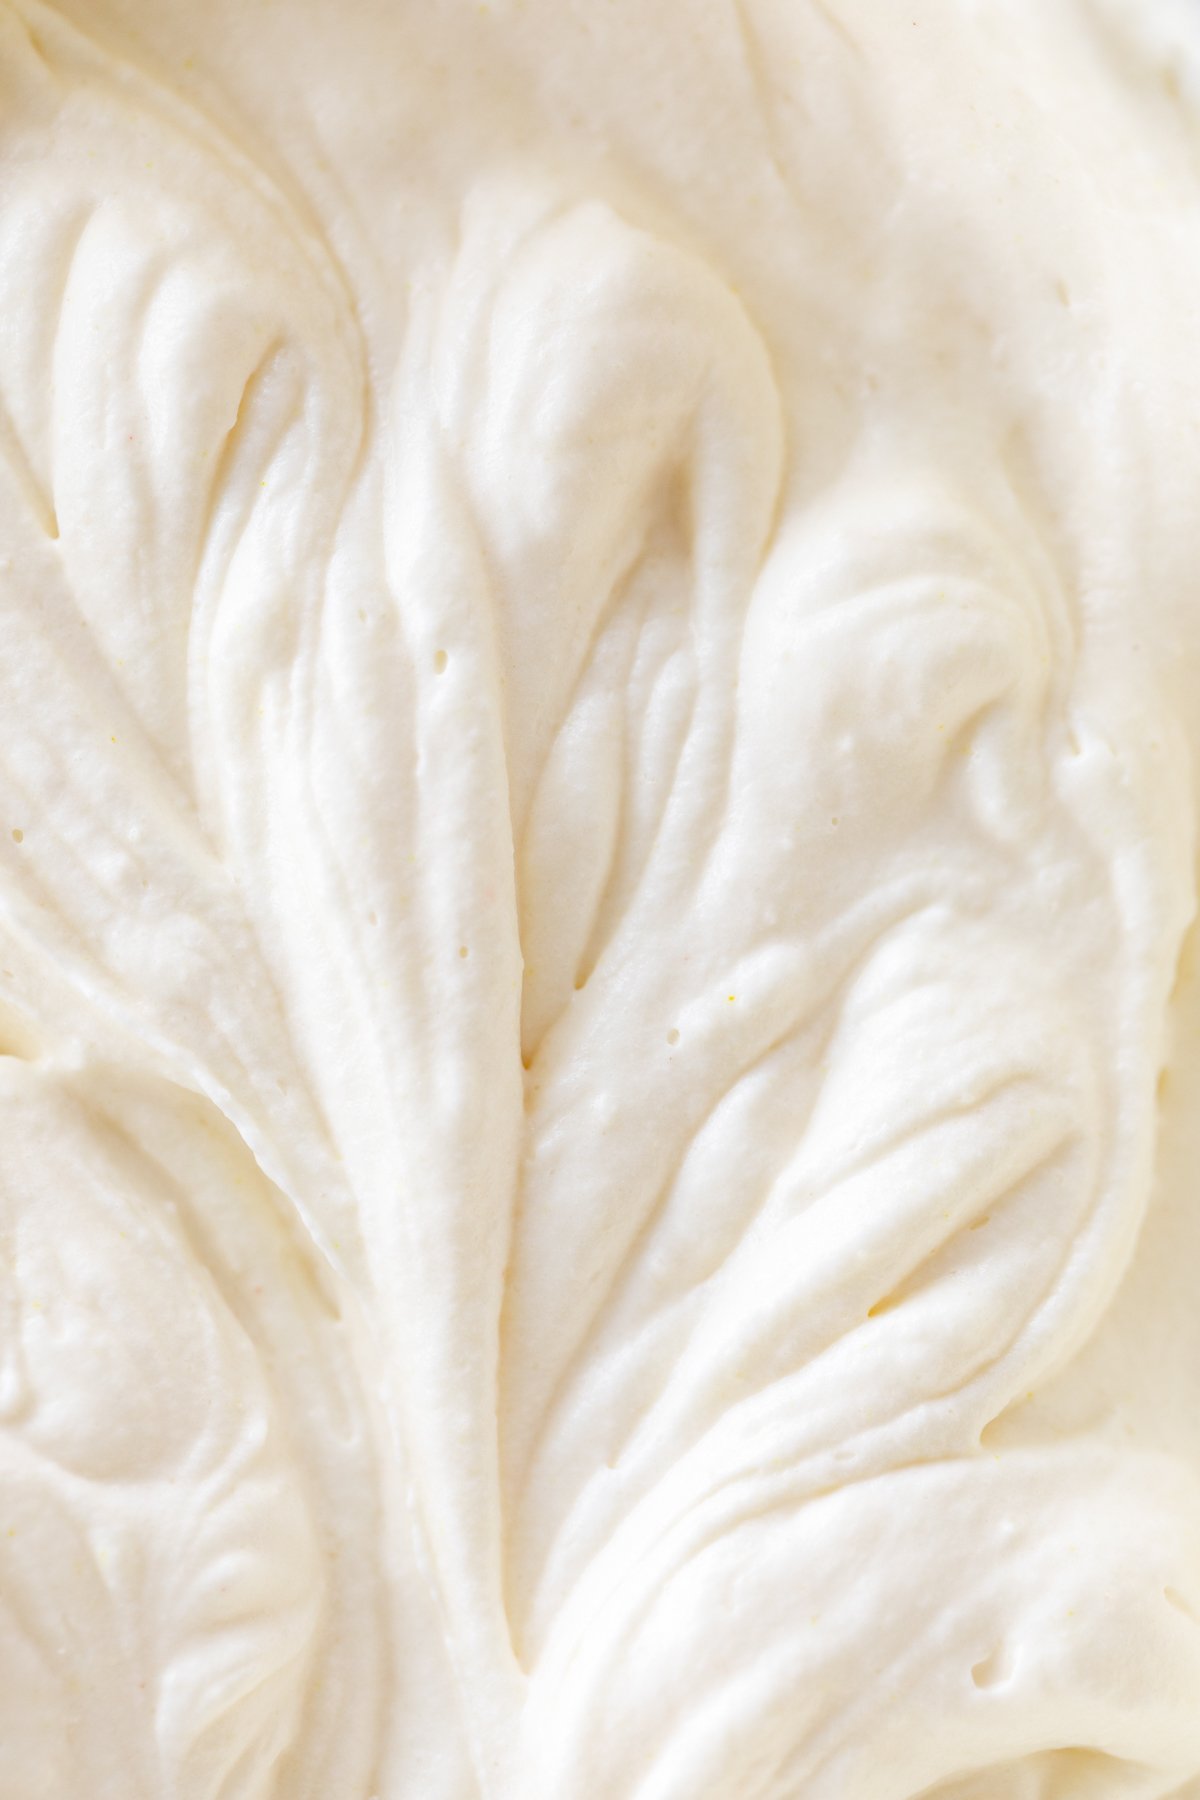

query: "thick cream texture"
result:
(1, 0), (1199, 1794)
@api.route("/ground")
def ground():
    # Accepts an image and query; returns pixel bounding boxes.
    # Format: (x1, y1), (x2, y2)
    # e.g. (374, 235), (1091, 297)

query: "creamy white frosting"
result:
(1, 0), (1200, 1794)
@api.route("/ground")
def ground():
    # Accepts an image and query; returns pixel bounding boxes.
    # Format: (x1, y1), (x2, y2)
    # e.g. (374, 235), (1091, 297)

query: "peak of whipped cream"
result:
(0, 1), (1199, 1795)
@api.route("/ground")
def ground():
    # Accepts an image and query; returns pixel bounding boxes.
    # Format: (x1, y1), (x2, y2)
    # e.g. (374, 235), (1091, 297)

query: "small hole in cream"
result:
(970, 1648), (1008, 1690)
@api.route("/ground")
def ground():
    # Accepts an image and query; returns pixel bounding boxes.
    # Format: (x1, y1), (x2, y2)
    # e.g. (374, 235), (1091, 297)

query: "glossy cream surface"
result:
(1, 1), (1200, 1795)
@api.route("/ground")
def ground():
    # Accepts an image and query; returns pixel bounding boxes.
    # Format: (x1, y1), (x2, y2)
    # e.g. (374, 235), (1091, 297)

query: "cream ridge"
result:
(0, 1), (1199, 1795)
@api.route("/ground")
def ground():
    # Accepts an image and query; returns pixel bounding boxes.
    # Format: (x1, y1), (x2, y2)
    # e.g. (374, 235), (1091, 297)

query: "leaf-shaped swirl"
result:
(403, 180), (1200, 1797)
(0, 0), (364, 1270)
(0, 1064), (323, 1800)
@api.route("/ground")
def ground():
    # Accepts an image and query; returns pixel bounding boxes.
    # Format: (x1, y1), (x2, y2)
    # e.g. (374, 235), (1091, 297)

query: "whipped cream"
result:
(1, 0), (1199, 1794)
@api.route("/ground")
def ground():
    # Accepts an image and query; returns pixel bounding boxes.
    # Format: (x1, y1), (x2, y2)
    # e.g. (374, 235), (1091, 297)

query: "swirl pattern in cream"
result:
(1, 1), (1200, 1796)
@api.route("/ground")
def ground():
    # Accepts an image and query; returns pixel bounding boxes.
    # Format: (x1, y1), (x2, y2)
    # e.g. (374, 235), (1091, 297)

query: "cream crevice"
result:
(1, 1), (1199, 1796)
